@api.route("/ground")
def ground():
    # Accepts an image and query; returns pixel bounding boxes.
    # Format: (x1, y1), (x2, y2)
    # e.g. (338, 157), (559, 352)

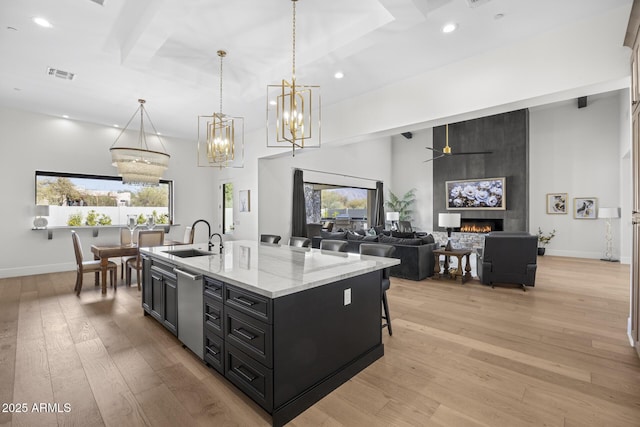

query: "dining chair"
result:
(320, 239), (348, 252)
(359, 243), (396, 335)
(183, 225), (194, 244)
(260, 234), (281, 244)
(288, 236), (311, 248)
(126, 229), (165, 289)
(72, 230), (117, 296)
(119, 227), (138, 279)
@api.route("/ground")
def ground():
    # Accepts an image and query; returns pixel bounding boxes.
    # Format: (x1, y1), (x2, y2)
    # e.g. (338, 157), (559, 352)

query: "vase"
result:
(537, 247), (546, 256)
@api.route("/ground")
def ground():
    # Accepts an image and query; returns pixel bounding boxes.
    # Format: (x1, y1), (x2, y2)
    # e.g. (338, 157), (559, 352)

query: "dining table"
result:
(91, 239), (184, 294)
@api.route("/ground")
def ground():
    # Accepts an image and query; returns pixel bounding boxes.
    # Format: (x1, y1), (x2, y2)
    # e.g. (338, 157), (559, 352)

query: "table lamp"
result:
(386, 212), (400, 230)
(438, 213), (461, 250)
(598, 207), (620, 262)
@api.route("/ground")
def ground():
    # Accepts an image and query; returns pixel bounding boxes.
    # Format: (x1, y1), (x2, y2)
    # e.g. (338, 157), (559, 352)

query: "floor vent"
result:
(47, 67), (76, 81)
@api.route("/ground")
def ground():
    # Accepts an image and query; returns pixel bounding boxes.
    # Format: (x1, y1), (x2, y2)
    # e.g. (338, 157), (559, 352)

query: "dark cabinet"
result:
(142, 257), (178, 336)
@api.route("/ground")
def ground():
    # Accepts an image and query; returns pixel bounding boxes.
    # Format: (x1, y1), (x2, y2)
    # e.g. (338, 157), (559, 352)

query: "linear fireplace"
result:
(459, 218), (504, 233)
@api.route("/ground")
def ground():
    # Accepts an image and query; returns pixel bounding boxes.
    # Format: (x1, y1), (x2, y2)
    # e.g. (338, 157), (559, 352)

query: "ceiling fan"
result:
(424, 124), (493, 162)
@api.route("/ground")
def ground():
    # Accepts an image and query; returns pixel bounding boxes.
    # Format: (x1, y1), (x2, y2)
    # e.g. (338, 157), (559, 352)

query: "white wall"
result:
(529, 91), (626, 260)
(390, 129), (433, 232)
(0, 107), (215, 278)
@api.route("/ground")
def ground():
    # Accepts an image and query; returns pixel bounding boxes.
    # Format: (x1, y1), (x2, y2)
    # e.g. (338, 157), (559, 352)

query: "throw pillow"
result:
(420, 234), (435, 244)
(320, 231), (348, 240)
(363, 235), (379, 242)
(391, 231), (415, 238)
(346, 231), (364, 241)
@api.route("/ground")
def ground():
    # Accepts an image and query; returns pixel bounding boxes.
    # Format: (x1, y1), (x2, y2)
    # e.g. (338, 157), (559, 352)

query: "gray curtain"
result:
(373, 181), (385, 227)
(292, 169), (307, 237)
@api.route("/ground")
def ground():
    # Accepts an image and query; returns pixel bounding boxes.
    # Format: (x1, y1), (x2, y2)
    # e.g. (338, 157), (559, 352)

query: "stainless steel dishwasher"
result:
(175, 267), (204, 359)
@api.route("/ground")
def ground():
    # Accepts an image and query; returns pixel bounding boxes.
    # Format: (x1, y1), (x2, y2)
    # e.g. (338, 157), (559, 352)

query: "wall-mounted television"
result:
(445, 177), (506, 210)
(35, 170), (174, 227)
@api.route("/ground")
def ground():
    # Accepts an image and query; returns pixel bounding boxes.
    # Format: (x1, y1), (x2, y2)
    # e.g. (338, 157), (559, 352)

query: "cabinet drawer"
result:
(225, 343), (273, 412)
(225, 307), (272, 368)
(204, 296), (223, 336)
(203, 276), (223, 301)
(204, 329), (224, 375)
(225, 285), (271, 323)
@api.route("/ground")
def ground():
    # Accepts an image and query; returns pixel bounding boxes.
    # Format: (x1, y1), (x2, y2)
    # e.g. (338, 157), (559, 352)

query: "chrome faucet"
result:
(209, 233), (224, 253)
(191, 219), (211, 247)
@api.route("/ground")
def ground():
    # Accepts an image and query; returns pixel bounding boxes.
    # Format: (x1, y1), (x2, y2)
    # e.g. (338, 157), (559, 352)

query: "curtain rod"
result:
(293, 167), (381, 183)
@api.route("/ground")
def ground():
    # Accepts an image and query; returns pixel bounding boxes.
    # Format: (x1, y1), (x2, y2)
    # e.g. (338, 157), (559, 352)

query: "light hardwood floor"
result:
(1, 256), (639, 426)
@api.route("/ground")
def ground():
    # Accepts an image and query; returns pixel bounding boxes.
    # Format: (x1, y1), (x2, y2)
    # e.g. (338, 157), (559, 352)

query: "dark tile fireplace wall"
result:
(432, 109), (529, 232)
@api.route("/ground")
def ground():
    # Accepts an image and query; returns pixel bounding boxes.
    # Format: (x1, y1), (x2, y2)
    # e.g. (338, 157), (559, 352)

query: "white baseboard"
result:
(0, 263), (75, 279)
(629, 317), (635, 347)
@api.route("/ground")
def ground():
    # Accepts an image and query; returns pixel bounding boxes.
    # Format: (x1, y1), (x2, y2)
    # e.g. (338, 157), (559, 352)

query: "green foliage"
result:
(98, 214), (112, 225)
(85, 210), (98, 226)
(67, 212), (83, 226)
(152, 210), (169, 225)
(385, 188), (417, 222)
(137, 213), (147, 225)
(38, 177), (82, 205)
(131, 186), (168, 207)
(537, 227), (556, 246)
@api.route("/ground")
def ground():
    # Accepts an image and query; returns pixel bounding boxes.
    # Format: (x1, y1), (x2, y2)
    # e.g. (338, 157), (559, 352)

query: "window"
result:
(304, 182), (372, 224)
(222, 182), (234, 234)
(35, 171), (173, 227)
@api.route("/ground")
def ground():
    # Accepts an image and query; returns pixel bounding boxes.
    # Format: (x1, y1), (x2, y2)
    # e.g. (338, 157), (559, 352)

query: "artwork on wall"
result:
(574, 197), (597, 219)
(446, 177), (506, 210)
(239, 190), (250, 212)
(546, 193), (567, 214)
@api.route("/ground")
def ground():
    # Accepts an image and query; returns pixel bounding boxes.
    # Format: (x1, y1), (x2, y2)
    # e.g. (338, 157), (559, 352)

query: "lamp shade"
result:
(438, 213), (461, 228)
(386, 212), (400, 221)
(598, 207), (620, 219)
(35, 205), (50, 216)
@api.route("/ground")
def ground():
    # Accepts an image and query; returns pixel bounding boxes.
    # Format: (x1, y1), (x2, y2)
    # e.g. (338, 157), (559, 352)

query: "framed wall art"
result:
(239, 190), (250, 212)
(573, 197), (597, 219)
(546, 193), (567, 214)
(446, 177), (506, 210)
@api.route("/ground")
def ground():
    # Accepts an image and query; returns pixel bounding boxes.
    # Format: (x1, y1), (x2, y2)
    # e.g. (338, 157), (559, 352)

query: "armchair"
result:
(477, 232), (537, 290)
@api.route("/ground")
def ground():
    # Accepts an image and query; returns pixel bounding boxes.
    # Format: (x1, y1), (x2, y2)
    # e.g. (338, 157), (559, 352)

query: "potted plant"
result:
(386, 188), (417, 222)
(537, 227), (556, 256)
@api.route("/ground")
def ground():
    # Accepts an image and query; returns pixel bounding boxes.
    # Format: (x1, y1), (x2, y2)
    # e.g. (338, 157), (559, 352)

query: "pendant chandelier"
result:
(267, 0), (320, 156)
(198, 50), (244, 168)
(110, 99), (170, 185)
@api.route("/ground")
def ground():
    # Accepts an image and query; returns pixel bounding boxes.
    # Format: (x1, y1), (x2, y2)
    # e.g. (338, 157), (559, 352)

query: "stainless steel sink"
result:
(164, 249), (213, 258)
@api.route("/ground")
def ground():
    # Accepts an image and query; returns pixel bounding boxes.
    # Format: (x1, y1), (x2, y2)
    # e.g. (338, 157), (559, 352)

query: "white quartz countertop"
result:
(140, 240), (400, 298)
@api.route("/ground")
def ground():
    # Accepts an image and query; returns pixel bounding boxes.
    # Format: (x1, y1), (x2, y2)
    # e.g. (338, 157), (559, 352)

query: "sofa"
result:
(312, 230), (438, 281)
(477, 231), (537, 288)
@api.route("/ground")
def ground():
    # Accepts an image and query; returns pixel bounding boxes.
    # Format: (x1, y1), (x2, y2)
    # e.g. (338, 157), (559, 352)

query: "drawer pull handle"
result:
(205, 312), (219, 321)
(232, 296), (256, 307)
(233, 365), (256, 382)
(205, 285), (220, 293)
(205, 345), (219, 356)
(233, 327), (256, 340)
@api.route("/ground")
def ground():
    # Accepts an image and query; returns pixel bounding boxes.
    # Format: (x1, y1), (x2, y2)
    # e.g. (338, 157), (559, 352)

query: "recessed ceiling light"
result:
(494, 13), (504, 20)
(334, 71), (344, 79)
(442, 23), (457, 33)
(113, 124), (119, 128)
(33, 17), (52, 28)
(269, 100), (277, 106)
(62, 115), (69, 119)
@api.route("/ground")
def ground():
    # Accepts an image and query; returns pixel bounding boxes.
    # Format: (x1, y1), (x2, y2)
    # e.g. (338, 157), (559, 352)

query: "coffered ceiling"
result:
(0, 0), (631, 140)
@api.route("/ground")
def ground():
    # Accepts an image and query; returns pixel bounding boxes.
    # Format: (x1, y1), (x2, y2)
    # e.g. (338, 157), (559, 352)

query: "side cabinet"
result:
(141, 256), (178, 336)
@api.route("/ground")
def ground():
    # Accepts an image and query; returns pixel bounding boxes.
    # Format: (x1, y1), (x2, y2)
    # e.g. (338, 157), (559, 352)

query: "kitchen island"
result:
(140, 240), (399, 427)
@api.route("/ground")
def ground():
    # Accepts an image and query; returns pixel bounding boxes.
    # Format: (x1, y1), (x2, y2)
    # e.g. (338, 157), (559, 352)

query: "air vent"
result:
(466, 0), (492, 7)
(47, 67), (75, 81)
(89, 0), (105, 5)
